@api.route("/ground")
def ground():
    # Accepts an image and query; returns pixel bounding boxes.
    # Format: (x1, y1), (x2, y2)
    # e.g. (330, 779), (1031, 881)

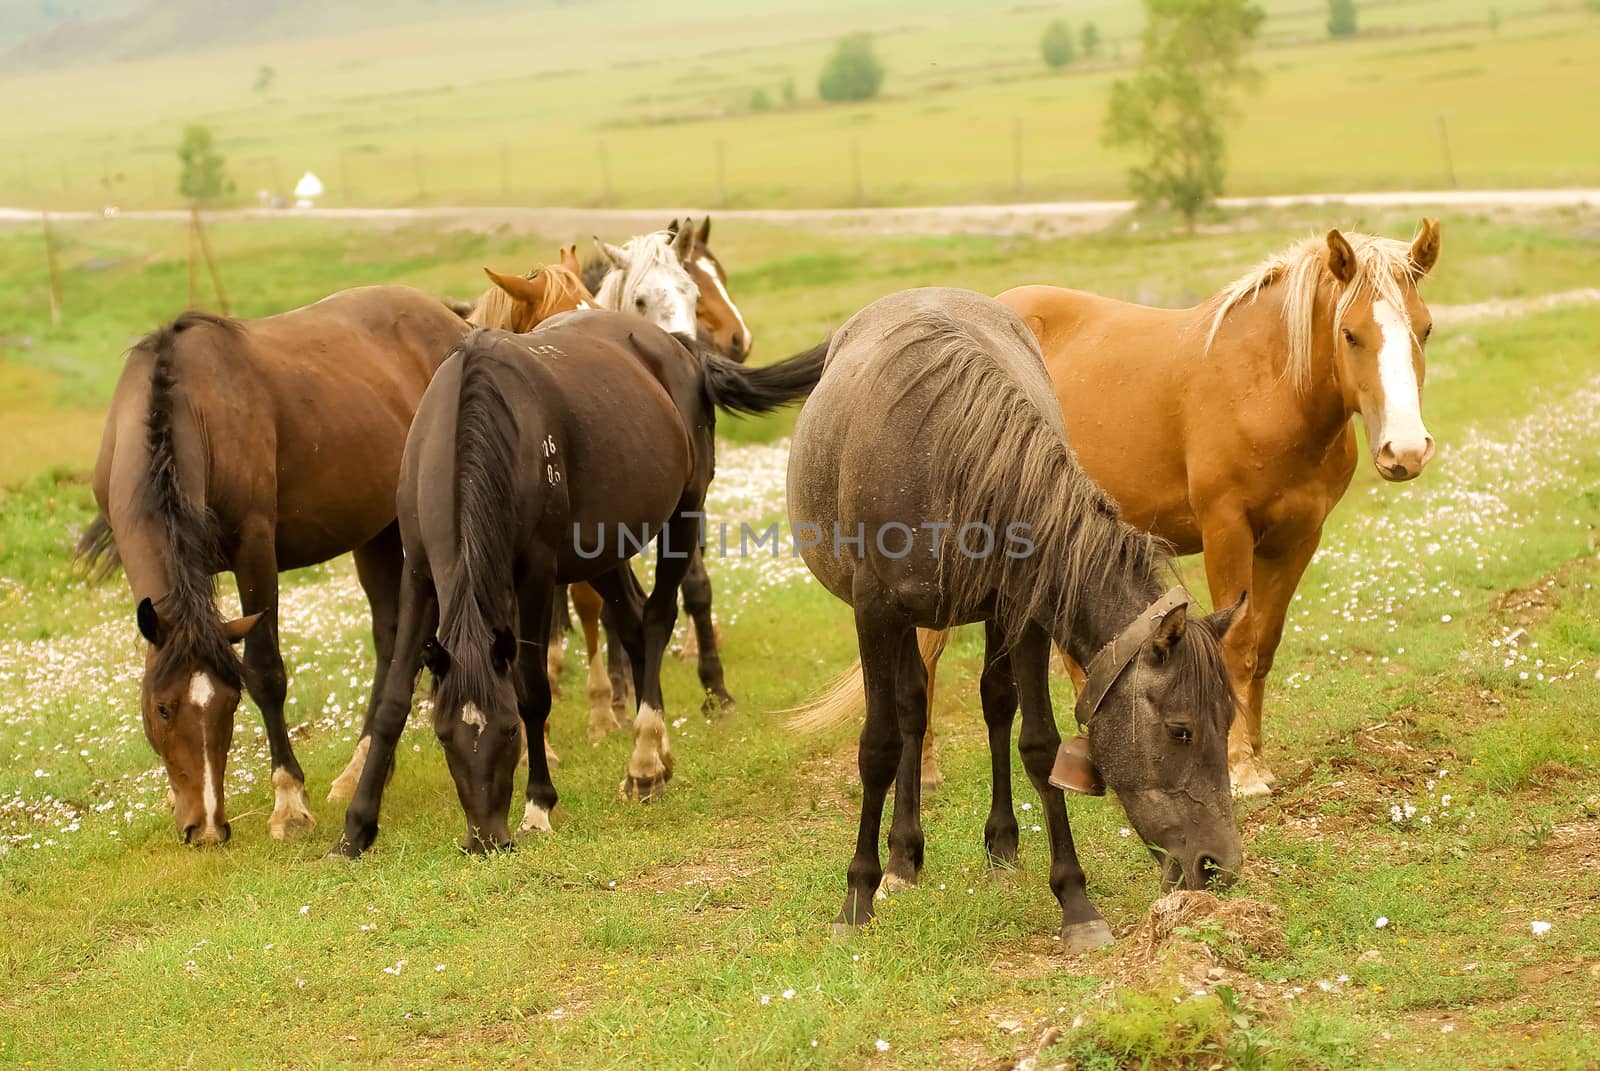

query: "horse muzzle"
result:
(1375, 434), (1436, 482)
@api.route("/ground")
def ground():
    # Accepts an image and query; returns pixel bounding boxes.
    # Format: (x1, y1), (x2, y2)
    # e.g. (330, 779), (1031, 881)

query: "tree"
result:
(750, 87), (772, 111)
(1327, 0), (1358, 36)
(1102, 0), (1265, 230)
(781, 76), (797, 105)
(1040, 19), (1076, 68)
(1081, 21), (1101, 57)
(818, 34), (884, 102)
(252, 64), (275, 92)
(177, 124), (234, 204)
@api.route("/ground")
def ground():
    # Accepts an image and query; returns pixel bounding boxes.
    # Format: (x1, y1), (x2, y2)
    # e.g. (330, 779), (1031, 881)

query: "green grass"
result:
(3, 208), (1600, 1068)
(2, 0), (1597, 211)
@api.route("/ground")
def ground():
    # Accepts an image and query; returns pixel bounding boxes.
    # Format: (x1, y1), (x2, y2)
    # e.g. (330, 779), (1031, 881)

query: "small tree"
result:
(1081, 21), (1101, 57)
(177, 124), (234, 205)
(750, 87), (772, 111)
(1041, 19), (1076, 68)
(781, 76), (797, 105)
(818, 34), (884, 103)
(1103, 0), (1265, 231)
(1487, 7), (1500, 32)
(252, 64), (275, 93)
(1328, 0), (1358, 36)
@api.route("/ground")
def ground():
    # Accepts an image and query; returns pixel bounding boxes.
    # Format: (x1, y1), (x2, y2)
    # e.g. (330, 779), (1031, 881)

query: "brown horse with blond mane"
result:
(801, 220), (1442, 800)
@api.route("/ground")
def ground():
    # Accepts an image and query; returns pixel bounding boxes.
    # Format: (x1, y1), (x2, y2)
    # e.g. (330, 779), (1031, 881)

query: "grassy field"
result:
(3, 0), (1599, 211)
(1, 205), (1598, 1069)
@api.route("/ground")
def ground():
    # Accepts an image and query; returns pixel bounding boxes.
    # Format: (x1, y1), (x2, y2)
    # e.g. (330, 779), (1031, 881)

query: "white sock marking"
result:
(520, 801), (552, 833)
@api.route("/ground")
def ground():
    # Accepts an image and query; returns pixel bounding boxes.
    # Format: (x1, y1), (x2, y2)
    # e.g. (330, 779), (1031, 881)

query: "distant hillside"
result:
(1, 0), (533, 71)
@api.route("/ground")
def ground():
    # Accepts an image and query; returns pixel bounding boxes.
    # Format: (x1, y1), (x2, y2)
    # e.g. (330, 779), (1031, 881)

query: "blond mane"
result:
(1206, 232), (1423, 391)
(467, 264), (593, 330)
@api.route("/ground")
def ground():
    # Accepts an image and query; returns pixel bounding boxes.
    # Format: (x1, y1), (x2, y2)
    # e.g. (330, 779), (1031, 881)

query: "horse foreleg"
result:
(1198, 508), (1267, 797)
(517, 575), (559, 835)
(1013, 624), (1110, 953)
(881, 628), (929, 897)
(234, 523), (314, 839)
(917, 628), (949, 789)
(1246, 530), (1324, 790)
(978, 621), (1019, 865)
(545, 584), (569, 701)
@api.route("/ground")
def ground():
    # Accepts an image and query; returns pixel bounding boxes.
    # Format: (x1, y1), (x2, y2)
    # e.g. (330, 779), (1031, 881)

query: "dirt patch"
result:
(1105, 891), (1285, 991)
(1264, 718), (1457, 837)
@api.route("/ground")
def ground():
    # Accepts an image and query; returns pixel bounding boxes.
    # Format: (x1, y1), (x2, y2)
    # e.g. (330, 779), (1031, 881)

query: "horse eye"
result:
(157, 703), (173, 721)
(635, 297), (647, 311)
(1167, 724), (1193, 744)
(1421, 324), (1433, 342)
(1342, 328), (1359, 347)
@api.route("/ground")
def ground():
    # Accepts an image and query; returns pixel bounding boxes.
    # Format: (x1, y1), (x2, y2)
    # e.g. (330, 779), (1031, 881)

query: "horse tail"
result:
(788, 628), (949, 734)
(75, 513), (121, 579)
(698, 336), (829, 416)
(436, 339), (522, 701)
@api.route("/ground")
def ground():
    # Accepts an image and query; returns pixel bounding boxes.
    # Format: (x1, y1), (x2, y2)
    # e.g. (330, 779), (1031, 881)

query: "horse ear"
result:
(595, 237), (627, 268)
(1410, 217), (1441, 278)
(671, 220), (695, 263)
(491, 627), (517, 675)
(421, 638), (452, 680)
(697, 216), (711, 244)
(665, 218), (680, 238)
(1325, 229), (1357, 285)
(560, 245), (581, 273)
(483, 267), (549, 308)
(136, 597), (165, 646)
(1203, 592), (1248, 643)
(1150, 602), (1188, 659)
(222, 612), (262, 644)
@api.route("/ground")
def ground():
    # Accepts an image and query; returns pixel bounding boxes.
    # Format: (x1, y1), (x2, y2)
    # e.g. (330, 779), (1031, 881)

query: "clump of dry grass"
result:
(1109, 891), (1285, 986)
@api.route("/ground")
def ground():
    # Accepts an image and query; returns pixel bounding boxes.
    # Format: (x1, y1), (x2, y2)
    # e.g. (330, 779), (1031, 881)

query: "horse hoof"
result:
(270, 771), (317, 839)
(986, 836), (1020, 867)
(1230, 762), (1272, 798)
(519, 802), (553, 834)
(544, 744), (561, 767)
(829, 921), (861, 940)
(876, 866), (916, 901)
(619, 773), (668, 803)
(326, 836), (367, 860)
(1060, 919), (1114, 954)
(701, 693), (736, 718)
(920, 767), (945, 792)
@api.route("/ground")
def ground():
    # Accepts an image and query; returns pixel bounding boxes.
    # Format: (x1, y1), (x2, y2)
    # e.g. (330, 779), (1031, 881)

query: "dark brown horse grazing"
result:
(80, 286), (471, 844)
(787, 287), (1243, 951)
(329, 311), (824, 856)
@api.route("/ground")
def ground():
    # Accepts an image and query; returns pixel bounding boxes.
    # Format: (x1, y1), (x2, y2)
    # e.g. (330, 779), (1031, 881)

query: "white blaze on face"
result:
(1371, 299), (1430, 454)
(696, 256), (752, 354)
(188, 673), (224, 833)
(461, 702), (488, 736)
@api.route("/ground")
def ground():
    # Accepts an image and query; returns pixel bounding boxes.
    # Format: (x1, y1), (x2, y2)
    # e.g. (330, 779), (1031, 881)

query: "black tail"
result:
(698, 336), (830, 416)
(76, 513), (121, 580)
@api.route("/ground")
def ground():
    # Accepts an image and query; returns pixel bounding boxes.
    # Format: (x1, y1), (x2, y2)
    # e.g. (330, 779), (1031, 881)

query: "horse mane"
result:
(134, 312), (245, 689)
(892, 313), (1167, 644)
(591, 231), (691, 313)
(434, 338), (520, 717)
(1206, 231), (1422, 392)
(466, 264), (593, 330)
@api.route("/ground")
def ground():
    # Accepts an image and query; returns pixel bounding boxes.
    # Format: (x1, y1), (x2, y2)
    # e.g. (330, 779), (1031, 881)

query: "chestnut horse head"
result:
(1211, 218), (1442, 482)
(471, 248), (595, 332)
(672, 216), (754, 361)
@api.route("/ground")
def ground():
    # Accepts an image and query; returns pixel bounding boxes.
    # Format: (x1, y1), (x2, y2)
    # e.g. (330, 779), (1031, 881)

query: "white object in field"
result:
(293, 171), (324, 207)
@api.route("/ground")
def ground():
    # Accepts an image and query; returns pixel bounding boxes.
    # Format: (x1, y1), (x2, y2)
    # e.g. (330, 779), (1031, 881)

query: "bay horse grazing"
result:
(330, 312), (825, 856)
(787, 287), (1243, 950)
(79, 286), (471, 844)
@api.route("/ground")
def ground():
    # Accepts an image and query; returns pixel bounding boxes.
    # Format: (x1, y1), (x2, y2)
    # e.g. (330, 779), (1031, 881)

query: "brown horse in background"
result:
(80, 286), (471, 844)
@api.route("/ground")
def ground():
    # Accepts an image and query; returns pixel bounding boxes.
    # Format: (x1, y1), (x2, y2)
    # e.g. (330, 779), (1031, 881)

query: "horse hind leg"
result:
(917, 628), (949, 789)
(979, 621), (1020, 867)
(572, 582), (621, 740)
(881, 628), (929, 898)
(681, 546), (735, 716)
(545, 584), (570, 701)
(331, 523), (404, 804)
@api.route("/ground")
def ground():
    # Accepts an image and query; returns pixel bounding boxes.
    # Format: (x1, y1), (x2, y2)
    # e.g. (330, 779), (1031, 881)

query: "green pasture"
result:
(1, 206), (1599, 1069)
(2, 0), (1597, 211)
